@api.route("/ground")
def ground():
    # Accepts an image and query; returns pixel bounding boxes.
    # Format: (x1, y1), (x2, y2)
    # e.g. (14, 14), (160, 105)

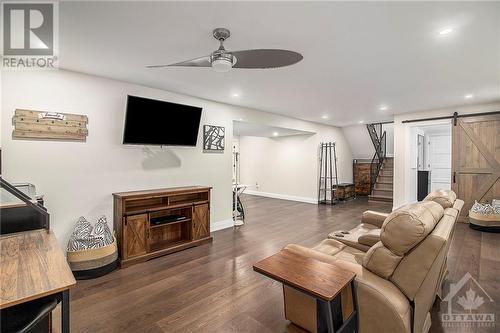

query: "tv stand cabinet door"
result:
(192, 203), (210, 240)
(123, 213), (148, 258)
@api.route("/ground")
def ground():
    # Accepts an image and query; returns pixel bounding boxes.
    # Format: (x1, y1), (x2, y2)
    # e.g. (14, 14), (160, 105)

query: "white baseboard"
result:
(211, 218), (233, 232)
(244, 189), (317, 204)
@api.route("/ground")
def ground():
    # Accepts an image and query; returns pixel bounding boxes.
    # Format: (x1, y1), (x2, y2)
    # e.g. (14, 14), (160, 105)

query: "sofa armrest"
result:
(361, 210), (389, 228)
(283, 244), (411, 333)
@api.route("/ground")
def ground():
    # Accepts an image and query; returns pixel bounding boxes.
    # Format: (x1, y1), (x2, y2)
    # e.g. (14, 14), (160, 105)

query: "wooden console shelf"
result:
(113, 186), (212, 267)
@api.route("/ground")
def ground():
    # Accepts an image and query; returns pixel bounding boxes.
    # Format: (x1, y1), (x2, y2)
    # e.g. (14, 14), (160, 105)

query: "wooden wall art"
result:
(12, 109), (88, 141)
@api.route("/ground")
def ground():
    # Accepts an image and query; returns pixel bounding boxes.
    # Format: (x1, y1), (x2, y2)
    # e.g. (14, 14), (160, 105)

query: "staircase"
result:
(368, 157), (393, 203)
(365, 123), (393, 204)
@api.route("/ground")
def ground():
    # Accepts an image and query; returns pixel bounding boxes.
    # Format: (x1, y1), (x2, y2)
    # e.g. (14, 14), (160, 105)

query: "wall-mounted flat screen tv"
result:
(123, 95), (202, 146)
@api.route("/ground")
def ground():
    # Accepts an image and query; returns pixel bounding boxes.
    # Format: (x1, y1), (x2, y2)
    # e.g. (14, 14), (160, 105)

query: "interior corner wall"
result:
(342, 123), (394, 160)
(1, 70), (352, 248)
(392, 102), (500, 209)
(341, 125), (374, 159)
(238, 125), (352, 203)
(382, 123), (394, 156)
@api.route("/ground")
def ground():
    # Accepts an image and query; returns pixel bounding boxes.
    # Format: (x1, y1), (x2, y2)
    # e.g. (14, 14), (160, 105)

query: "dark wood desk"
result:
(253, 249), (357, 333)
(0, 229), (76, 332)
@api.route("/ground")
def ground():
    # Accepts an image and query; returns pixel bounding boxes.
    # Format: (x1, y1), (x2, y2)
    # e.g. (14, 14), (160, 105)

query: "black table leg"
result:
(61, 289), (70, 333)
(237, 196), (245, 220)
(318, 285), (359, 333)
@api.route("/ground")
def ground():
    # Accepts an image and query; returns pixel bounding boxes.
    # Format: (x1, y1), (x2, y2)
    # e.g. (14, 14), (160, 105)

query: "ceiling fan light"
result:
(211, 58), (233, 72)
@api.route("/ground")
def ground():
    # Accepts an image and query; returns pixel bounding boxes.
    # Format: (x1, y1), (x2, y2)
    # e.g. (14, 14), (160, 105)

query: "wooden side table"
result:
(253, 249), (357, 333)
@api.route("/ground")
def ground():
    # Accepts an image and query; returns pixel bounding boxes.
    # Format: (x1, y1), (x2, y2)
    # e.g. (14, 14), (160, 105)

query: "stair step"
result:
(375, 183), (393, 190)
(372, 189), (393, 197)
(377, 176), (393, 182)
(368, 194), (393, 203)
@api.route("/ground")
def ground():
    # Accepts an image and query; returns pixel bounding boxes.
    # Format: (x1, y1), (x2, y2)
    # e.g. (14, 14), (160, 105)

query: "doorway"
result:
(406, 122), (452, 203)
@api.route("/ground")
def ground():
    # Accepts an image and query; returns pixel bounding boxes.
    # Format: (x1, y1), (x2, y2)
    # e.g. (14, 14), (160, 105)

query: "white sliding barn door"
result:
(429, 135), (451, 191)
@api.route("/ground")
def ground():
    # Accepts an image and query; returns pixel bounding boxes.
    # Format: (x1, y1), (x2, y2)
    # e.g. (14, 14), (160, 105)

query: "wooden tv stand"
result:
(113, 186), (212, 268)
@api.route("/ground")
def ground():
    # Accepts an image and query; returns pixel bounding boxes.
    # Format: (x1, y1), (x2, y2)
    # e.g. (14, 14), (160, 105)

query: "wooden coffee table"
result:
(253, 249), (357, 333)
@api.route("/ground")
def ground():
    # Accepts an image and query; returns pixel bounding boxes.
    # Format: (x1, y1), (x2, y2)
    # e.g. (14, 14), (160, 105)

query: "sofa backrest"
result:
(392, 206), (457, 333)
(362, 201), (444, 279)
(423, 189), (457, 208)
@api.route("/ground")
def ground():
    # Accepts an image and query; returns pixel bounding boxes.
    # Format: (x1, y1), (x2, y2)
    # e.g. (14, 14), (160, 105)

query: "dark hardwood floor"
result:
(66, 195), (498, 333)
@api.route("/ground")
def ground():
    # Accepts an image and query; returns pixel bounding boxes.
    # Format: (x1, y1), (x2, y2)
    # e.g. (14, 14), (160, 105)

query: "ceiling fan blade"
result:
(231, 49), (302, 69)
(146, 55), (211, 68)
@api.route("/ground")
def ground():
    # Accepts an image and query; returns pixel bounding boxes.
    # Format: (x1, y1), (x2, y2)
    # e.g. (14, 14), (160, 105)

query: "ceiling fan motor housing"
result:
(210, 51), (236, 72)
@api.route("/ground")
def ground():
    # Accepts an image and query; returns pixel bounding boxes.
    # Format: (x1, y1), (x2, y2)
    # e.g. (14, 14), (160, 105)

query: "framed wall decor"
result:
(12, 109), (89, 141)
(203, 125), (225, 152)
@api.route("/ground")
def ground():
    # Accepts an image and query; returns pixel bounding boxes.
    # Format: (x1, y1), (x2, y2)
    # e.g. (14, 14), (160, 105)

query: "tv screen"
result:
(123, 95), (202, 146)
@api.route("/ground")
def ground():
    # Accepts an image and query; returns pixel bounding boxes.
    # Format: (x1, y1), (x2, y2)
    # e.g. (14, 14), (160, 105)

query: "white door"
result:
(428, 135), (451, 191)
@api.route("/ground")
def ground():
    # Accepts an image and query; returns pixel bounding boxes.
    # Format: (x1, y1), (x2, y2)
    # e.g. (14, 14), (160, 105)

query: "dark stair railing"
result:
(0, 177), (49, 234)
(366, 123), (387, 193)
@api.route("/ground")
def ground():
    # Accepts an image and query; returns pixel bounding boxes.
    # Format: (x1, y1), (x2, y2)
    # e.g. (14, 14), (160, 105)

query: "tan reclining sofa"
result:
(283, 198), (462, 333)
(329, 189), (464, 252)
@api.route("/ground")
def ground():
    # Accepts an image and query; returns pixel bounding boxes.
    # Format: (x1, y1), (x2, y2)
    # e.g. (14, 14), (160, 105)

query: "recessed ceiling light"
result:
(232, 93), (240, 97)
(358, 120), (364, 124)
(439, 27), (454, 36)
(379, 105), (389, 111)
(464, 94), (474, 99)
(321, 115), (329, 119)
(272, 132), (279, 137)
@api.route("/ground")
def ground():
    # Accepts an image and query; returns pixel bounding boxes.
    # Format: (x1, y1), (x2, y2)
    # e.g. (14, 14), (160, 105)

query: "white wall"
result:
(382, 123), (394, 156)
(342, 125), (373, 159)
(1, 70), (352, 247)
(239, 127), (351, 203)
(342, 123), (394, 159)
(393, 102), (500, 209)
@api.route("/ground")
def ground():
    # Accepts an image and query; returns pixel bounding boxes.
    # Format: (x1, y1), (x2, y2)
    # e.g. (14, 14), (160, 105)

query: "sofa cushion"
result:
(362, 241), (403, 279)
(328, 223), (379, 252)
(287, 240), (365, 266)
(381, 201), (443, 256)
(391, 212), (455, 300)
(452, 199), (464, 215)
(311, 238), (346, 255)
(90, 216), (114, 247)
(423, 189), (457, 209)
(358, 229), (381, 247)
(443, 207), (458, 219)
(67, 217), (93, 251)
(361, 210), (389, 228)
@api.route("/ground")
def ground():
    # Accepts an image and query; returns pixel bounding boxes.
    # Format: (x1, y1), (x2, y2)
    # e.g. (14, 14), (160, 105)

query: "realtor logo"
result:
(1, 1), (58, 69)
(441, 272), (495, 328)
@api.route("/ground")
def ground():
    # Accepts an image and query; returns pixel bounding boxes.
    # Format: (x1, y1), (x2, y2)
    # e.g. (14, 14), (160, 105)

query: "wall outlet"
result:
(255, 182), (259, 190)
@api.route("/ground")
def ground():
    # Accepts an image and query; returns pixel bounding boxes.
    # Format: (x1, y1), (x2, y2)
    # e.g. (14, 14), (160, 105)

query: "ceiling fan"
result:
(147, 28), (303, 72)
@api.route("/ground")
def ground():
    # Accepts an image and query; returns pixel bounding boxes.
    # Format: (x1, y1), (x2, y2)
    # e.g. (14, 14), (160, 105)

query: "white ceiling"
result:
(233, 120), (315, 138)
(58, 1), (500, 127)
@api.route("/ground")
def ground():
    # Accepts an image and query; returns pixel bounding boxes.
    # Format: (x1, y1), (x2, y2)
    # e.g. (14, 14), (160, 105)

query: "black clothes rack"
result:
(318, 142), (339, 204)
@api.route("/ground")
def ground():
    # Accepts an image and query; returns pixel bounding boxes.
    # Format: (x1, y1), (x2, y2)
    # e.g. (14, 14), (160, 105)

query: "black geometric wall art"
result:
(203, 125), (225, 152)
